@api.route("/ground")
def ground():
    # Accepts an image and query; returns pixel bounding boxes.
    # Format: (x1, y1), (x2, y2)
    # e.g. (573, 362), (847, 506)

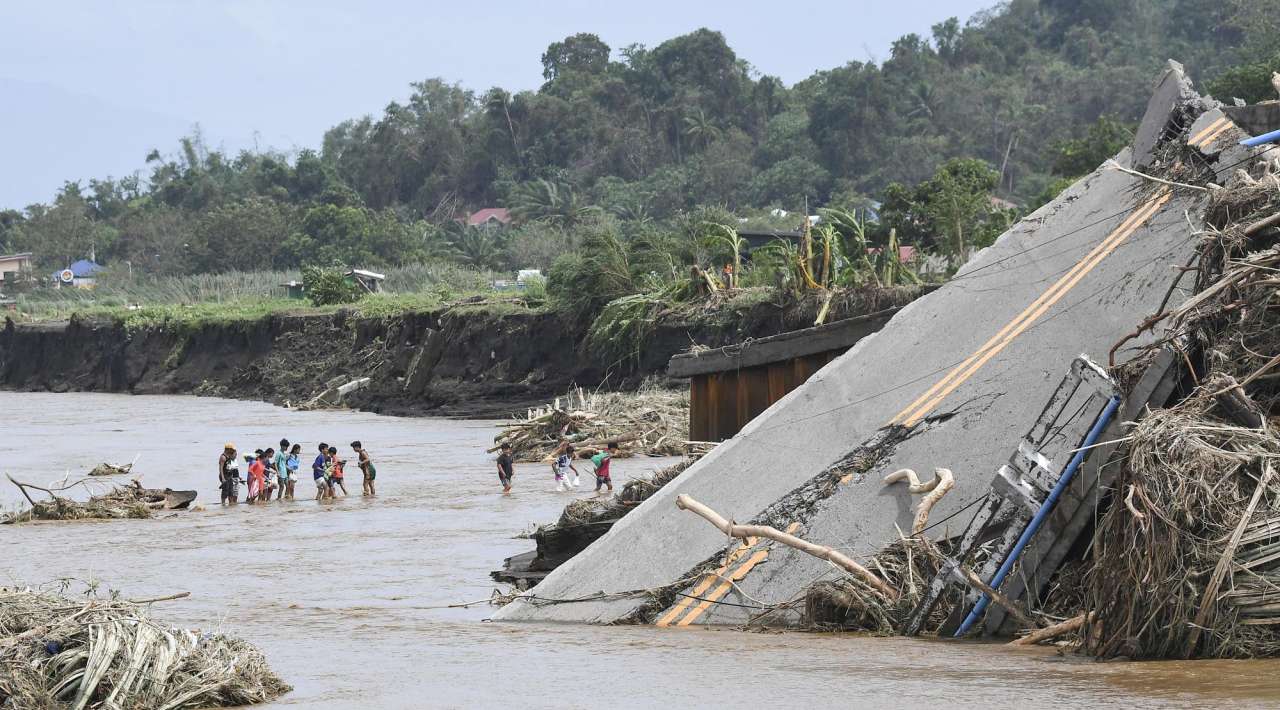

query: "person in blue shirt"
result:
(313, 442), (330, 501)
(284, 443), (301, 500)
(273, 439), (291, 501)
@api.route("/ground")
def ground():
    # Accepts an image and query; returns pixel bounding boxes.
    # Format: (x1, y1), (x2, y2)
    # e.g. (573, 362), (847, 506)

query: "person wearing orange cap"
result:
(218, 443), (240, 505)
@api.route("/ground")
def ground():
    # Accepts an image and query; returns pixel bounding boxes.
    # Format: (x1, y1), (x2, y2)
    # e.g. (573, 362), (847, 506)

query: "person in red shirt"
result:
(247, 451), (267, 503)
(327, 446), (349, 497)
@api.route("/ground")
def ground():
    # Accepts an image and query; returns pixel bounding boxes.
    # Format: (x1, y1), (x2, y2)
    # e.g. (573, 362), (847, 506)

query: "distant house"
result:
(467, 208), (512, 227)
(53, 259), (104, 288)
(0, 252), (33, 287)
(989, 196), (1019, 211)
(869, 245), (919, 263)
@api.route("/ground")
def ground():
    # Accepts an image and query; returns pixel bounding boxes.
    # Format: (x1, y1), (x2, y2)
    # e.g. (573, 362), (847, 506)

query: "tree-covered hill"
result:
(2, 0), (1276, 276)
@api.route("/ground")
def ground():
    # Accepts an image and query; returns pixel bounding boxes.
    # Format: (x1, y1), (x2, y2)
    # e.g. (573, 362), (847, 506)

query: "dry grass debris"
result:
(493, 381), (689, 462)
(0, 586), (289, 709)
(3, 476), (196, 525)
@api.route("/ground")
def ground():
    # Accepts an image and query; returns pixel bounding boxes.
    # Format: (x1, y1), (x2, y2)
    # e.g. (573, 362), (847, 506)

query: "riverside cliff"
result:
(0, 288), (920, 418)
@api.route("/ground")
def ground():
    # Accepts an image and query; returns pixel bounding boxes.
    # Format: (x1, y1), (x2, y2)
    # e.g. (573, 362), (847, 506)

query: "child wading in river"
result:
(327, 446), (349, 497)
(313, 443), (330, 501)
(274, 439), (290, 501)
(591, 442), (617, 495)
(352, 441), (376, 496)
(261, 447), (279, 502)
(285, 443), (301, 500)
(247, 450), (267, 503)
(551, 443), (579, 492)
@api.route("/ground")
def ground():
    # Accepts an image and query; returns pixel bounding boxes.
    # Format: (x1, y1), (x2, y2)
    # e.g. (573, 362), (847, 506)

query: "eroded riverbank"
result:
(4, 391), (1280, 709)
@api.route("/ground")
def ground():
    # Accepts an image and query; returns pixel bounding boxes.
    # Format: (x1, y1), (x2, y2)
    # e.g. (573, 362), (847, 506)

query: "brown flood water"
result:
(3, 391), (1279, 709)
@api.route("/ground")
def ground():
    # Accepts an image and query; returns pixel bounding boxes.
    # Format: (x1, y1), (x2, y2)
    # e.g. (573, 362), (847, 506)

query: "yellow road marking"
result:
(654, 536), (758, 627)
(674, 549), (770, 626)
(888, 196), (1161, 426)
(898, 190), (1170, 427)
(656, 190), (1175, 624)
(665, 523), (800, 627)
(1188, 116), (1227, 146)
(1192, 120), (1233, 148)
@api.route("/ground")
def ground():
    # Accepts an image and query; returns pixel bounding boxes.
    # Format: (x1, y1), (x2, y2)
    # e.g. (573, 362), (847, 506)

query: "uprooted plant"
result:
(0, 584), (290, 708)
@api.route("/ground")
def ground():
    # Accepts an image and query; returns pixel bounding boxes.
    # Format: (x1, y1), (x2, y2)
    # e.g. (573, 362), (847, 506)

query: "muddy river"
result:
(3, 391), (1279, 709)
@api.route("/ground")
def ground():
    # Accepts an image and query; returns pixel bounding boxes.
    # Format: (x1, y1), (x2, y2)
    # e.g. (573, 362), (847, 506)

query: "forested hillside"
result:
(1, 0), (1276, 277)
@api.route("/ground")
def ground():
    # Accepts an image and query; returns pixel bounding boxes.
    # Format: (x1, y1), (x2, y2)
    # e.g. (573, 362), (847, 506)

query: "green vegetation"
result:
(11, 262), (505, 325)
(302, 266), (359, 306)
(3, 1), (1277, 351)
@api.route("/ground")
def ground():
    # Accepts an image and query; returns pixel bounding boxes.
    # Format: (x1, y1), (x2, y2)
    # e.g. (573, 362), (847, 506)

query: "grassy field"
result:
(8, 263), (540, 328)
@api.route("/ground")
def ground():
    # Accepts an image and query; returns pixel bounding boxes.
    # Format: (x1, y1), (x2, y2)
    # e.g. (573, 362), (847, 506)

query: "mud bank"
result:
(0, 290), (917, 418)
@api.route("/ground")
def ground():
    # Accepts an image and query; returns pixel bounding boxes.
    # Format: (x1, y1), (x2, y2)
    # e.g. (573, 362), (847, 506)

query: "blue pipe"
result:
(953, 394), (1122, 637)
(1241, 128), (1280, 147)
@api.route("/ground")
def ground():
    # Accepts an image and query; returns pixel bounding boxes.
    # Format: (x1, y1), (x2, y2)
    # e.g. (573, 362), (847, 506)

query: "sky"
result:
(0, 0), (995, 210)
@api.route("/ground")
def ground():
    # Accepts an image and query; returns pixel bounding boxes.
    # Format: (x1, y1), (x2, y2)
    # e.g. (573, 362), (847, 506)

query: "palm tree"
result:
(445, 223), (506, 270)
(682, 109), (722, 149)
(906, 82), (938, 120)
(509, 179), (602, 227)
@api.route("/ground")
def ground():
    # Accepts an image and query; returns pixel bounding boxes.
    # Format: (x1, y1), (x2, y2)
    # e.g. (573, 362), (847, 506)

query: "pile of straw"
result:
(1083, 157), (1280, 659)
(0, 587), (289, 708)
(1085, 400), (1280, 658)
(493, 382), (690, 462)
(804, 537), (951, 634)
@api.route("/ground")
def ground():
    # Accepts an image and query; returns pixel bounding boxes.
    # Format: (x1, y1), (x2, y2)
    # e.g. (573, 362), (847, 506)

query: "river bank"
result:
(0, 287), (920, 419)
(5, 391), (1280, 709)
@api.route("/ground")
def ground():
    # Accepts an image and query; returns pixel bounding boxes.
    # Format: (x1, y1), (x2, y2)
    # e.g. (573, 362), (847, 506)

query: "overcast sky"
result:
(0, 0), (994, 210)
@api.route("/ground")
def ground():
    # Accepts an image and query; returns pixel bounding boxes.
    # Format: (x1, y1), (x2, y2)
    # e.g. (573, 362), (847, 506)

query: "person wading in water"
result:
(218, 443), (240, 505)
(351, 441), (376, 496)
(497, 443), (514, 494)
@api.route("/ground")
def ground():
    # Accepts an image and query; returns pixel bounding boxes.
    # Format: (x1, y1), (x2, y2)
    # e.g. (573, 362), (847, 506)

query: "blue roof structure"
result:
(52, 260), (103, 281)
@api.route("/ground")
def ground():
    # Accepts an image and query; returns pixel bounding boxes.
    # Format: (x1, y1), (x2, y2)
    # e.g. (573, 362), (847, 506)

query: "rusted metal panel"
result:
(690, 375), (711, 442)
(715, 372), (738, 441)
(690, 348), (846, 442)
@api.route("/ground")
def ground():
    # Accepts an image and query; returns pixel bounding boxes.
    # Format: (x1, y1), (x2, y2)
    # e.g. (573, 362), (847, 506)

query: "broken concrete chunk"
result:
(1132, 60), (1198, 170)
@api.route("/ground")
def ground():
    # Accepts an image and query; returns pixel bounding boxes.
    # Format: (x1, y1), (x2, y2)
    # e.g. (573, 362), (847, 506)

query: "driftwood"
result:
(675, 493), (898, 600)
(883, 467), (956, 534)
(4, 475), (196, 524)
(1010, 613), (1092, 646)
(915, 535), (1038, 631)
(1208, 374), (1267, 428)
(88, 462), (133, 477)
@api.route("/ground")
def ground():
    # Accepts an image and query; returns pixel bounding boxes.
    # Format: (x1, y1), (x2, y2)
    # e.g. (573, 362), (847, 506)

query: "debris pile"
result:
(805, 537), (949, 634)
(493, 457), (697, 589)
(0, 587), (289, 708)
(1086, 400), (1280, 659)
(3, 475), (197, 524)
(1082, 170), (1280, 659)
(785, 137), (1280, 656)
(492, 383), (689, 462)
(88, 462), (132, 477)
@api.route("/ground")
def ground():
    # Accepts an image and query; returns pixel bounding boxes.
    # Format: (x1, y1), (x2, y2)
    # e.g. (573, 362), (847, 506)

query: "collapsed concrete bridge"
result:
(495, 62), (1244, 627)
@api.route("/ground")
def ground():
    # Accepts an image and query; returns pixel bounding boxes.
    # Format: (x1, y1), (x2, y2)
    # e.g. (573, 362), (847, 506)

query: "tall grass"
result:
(13, 262), (505, 322)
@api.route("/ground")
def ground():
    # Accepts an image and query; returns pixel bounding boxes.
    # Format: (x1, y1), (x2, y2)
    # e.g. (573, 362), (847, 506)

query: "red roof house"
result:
(467, 208), (512, 227)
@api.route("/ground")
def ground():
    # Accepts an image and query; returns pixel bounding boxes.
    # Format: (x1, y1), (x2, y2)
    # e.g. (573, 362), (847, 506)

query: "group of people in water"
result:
(494, 440), (618, 495)
(217, 439), (376, 505)
(216, 435), (615, 503)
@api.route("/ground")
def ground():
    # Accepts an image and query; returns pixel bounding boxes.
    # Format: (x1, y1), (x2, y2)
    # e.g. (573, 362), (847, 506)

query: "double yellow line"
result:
(658, 190), (1173, 626)
(1189, 115), (1233, 149)
(889, 189), (1172, 429)
(656, 523), (800, 627)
